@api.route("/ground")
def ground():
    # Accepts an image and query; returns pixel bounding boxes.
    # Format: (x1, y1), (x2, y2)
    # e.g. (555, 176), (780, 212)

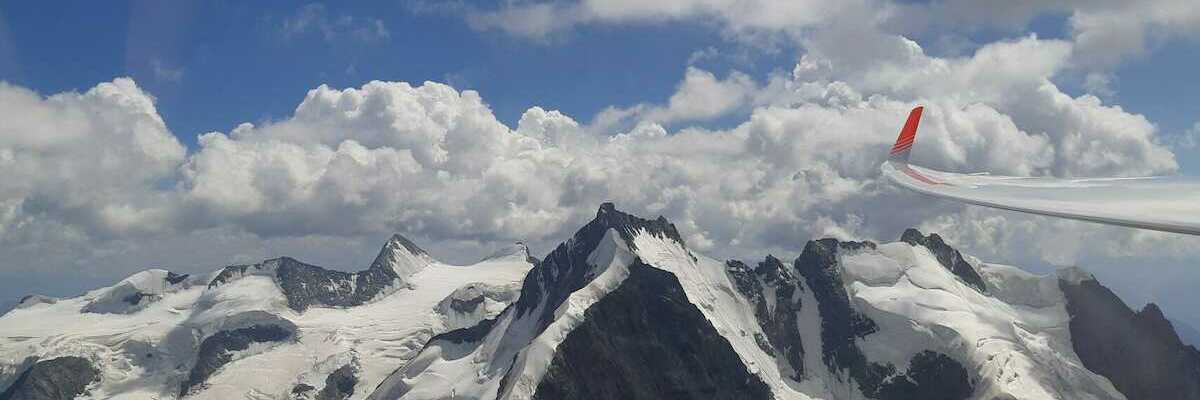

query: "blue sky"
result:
(2, 1), (756, 146)
(5, 1), (1194, 153)
(2, 1), (1200, 326)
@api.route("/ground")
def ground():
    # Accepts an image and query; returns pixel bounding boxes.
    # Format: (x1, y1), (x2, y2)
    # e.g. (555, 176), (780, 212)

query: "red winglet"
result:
(889, 106), (924, 162)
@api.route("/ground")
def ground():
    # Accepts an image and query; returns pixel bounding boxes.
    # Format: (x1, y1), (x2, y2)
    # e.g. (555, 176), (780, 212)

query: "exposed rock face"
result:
(532, 260), (771, 400)
(314, 364), (358, 400)
(207, 264), (257, 288)
(166, 272), (190, 285)
(0, 357), (99, 400)
(207, 234), (432, 312)
(82, 269), (193, 314)
(181, 324), (294, 396)
(875, 351), (973, 400)
(448, 286), (485, 313)
(13, 295), (57, 310)
(900, 229), (987, 292)
(1059, 272), (1200, 400)
(431, 317), (496, 345)
(795, 238), (972, 399)
(274, 256), (394, 312)
(369, 234), (433, 285)
(512, 202), (686, 330)
(726, 255), (807, 381)
(436, 283), (518, 331)
(795, 239), (890, 394)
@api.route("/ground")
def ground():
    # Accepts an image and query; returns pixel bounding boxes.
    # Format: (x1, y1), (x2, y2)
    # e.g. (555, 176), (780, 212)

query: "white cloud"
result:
(592, 67), (760, 131)
(0, 39), (1180, 271)
(1164, 122), (1200, 151)
(468, 0), (1200, 74)
(281, 3), (390, 44)
(1068, 0), (1200, 68)
(889, 0), (1200, 70)
(0, 78), (185, 239)
(465, 0), (864, 43)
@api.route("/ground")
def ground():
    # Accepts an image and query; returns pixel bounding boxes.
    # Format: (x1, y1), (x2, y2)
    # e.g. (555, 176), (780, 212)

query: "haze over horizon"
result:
(2, 0), (1200, 330)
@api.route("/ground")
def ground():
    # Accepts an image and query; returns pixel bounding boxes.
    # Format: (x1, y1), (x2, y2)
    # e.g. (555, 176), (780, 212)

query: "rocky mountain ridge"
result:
(2, 204), (1197, 399)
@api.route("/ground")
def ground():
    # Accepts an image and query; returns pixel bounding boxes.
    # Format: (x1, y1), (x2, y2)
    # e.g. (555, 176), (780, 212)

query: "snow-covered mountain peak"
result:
(899, 228), (988, 292)
(588, 202), (686, 251)
(80, 268), (199, 314)
(481, 242), (539, 264)
(370, 233), (435, 282)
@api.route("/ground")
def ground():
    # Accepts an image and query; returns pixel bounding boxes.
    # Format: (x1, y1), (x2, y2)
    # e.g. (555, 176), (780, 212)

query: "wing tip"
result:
(888, 106), (924, 163)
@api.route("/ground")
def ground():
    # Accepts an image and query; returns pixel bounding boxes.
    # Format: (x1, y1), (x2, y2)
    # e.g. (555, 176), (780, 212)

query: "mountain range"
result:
(2, 203), (1198, 400)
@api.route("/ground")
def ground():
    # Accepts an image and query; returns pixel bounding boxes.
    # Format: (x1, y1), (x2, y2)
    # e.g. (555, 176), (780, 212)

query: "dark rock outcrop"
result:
(0, 357), (99, 400)
(166, 272), (190, 285)
(181, 325), (294, 396)
(726, 255), (806, 381)
(291, 383), (315, 397)
(1059, 273), (1200, 400)
(794, 239), (894, 396)
(274, 257), (393, 312)
(875, 351), (973, 400)
(314, 364), (357, 400)
(900, 229), (987, 292)
(794, 238), (974, 399)
(448, 287), (486, 314)
(512, 202), (687, 330)
(533, 260), (771, 400)
(14, 295), (57, 310)
(206, 234), (433, 312)
(369, 234), (428, 269)
(431, 317), (496, 346)
(207, 264), (256, 288)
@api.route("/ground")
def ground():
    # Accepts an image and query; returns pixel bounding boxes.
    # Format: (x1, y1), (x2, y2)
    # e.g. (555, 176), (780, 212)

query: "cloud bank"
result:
(0, 36), (1183, 263)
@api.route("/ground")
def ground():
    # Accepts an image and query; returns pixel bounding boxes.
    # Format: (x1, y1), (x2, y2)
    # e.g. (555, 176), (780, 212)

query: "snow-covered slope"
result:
(367, 205), (1189, 400)
(0, 234), (533, 400)
(3, 204), (1196, 400)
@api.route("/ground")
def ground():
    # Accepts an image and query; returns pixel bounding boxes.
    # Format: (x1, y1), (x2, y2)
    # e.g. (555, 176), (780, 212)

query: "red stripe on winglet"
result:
(891, 106), (924, 153)
(900, 165), (944, 186)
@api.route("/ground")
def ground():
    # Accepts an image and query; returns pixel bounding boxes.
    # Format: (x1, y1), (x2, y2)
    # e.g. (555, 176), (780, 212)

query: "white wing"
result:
(882, 107), (1200, 236)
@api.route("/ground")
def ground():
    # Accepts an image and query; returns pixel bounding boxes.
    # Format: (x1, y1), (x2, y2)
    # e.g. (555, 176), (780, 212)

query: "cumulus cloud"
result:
(0, 33), (1181, 270)
(0, 78), (185, 239)
(1067, 0), (1200, 68)
(465, 0), (862, 43)
(591, 67), (761, 131)
(469, 0), (1200, 74)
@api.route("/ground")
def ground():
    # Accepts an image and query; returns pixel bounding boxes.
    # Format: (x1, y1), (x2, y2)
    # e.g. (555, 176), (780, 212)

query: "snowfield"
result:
(0, 237), (533, 399)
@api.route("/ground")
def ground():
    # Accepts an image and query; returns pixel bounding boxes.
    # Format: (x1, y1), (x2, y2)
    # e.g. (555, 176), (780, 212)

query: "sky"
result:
(1, 1), (1199, 327)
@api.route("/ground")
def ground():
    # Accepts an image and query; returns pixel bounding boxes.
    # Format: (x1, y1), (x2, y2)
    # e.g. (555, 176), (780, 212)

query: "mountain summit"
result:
(1, 203), (1196, 400)
(370, 233), (436, 283)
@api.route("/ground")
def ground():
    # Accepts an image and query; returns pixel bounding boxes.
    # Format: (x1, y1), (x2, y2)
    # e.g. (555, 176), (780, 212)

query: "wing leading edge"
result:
(881, 106), (1200, 236)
